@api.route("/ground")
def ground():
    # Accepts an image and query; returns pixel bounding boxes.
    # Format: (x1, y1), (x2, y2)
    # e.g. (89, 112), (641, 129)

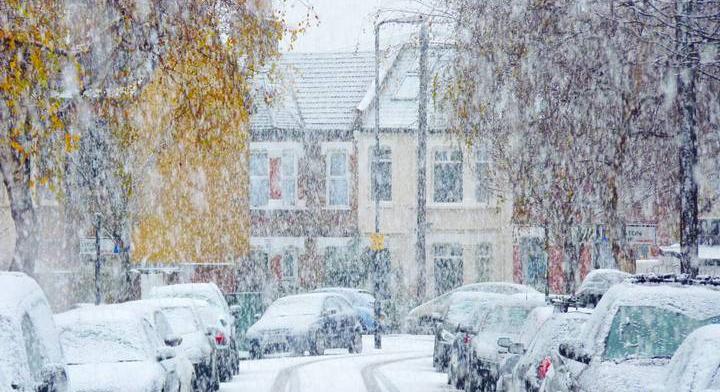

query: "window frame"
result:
(432, 149), (464, 204)
(370, 146), (392, 203)
(326, 150), (350, 208)
(250, 150), (270, 208)
(250, 148), (300, 210)
(475, 242), (493, 282)
(474, 145), (491, 204)
(393, 73), (420, 101)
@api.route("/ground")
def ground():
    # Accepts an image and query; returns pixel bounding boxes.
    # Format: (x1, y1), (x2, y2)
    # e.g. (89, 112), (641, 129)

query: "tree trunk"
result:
(676, 0), (700, 277)
(0, 145), (39, 275)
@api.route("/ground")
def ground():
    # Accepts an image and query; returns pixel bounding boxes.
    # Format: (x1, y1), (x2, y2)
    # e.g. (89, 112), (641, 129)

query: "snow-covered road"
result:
(221, 335), (456, 392)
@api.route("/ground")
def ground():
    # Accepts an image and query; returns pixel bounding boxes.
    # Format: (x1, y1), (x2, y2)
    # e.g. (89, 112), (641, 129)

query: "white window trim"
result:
(474, 145), (492, 206)
(325, 148), (351, 210)
(249, 142), (304, 210)
(430, 148), (464, 206)
(369, 145), (393, 205)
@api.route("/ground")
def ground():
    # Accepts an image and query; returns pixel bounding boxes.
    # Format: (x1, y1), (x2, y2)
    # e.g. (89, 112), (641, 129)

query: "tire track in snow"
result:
(361, 354), (432, 392)
(270, 350), (425, 392)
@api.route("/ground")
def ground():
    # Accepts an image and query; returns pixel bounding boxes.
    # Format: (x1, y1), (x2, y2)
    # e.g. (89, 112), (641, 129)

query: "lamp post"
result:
(373, 15), (429, 349)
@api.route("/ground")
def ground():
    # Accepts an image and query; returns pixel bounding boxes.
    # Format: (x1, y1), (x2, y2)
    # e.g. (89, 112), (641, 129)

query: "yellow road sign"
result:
(370, 233), (385, 251)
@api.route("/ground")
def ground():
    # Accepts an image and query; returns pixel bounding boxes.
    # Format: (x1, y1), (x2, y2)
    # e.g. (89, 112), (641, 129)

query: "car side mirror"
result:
(164, 335), (183, 347)
(497, 337), (513, 349)
(559, 340), (591, 365)
(509, 343), (525, 355)
(156, 347), (176, 361)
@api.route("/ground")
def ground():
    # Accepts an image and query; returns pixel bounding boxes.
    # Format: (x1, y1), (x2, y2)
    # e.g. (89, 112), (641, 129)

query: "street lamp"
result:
(373, 15), (430, 350)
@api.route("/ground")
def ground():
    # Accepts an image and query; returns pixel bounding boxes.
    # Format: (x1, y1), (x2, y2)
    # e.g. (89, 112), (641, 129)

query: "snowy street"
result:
(222, 335), (452, 392)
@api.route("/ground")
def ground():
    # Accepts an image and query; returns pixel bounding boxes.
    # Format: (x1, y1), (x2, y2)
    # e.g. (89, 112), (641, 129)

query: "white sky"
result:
(279, 0), (427, 53)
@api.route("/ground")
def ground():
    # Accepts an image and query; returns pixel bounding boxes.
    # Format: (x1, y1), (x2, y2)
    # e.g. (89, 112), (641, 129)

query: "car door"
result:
(143, 319), (180, 392)
(335, 298), (356, 339)
(321, 298), (341, 345)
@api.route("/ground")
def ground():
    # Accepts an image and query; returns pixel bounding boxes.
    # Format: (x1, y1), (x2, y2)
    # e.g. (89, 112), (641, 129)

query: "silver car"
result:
(543, 282), (720, 392)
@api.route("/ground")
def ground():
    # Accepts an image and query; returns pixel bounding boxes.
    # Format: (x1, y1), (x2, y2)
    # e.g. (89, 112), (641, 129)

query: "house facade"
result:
(245, 52), (375, 296)
(354, 47), (515, 299)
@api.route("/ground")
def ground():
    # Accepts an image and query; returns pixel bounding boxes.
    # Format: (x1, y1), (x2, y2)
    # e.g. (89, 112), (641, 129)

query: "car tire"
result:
(481, 376), (496, 392)
(310, 332), (325, 356)
(349, 330), (362, 354)
(249, 343), (263, 360)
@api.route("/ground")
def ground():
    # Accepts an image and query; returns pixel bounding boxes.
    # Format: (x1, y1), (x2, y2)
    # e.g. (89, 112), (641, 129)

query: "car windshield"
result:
(355, 293), (374, 308)
(604, 306), (720, 361)
(479, 305), (533, 334)
(264, 296), (323, 318)
(60, 323), (151, 365)
(162, 307), (200, 335)
(445, 298), (480, 326)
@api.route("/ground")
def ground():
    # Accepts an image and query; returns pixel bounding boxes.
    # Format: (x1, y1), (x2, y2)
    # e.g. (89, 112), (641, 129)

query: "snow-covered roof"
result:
(148, 282), (228, 312)
(576, 269), (631, 296)
(252, 52), (377, 132)
(660, 244), (720, 259)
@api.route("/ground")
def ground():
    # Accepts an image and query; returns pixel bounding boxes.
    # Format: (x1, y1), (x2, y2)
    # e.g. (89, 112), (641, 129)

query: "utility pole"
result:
(94, 213), (102, 305)
(373, 21), (383, 350)
(373, 15), (429, 349)
(416, 21), (429, 302)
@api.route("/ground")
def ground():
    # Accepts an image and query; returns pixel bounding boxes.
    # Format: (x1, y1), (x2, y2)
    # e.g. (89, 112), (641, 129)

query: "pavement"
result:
(221, 335), (456, 392)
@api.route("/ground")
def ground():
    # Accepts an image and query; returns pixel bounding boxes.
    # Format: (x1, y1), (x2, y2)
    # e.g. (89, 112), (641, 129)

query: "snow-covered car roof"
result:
(581, 282), (720, 355)
(0, 272), (44, 312)
(268, 293), (338, 311)
(148, 283), (228, 312)
(55, 307), (157, 365)
(518, 306), (554, 346)
(664, 324), (720, 392)
(576, 269), (631, 297)
(313, 287), (375, 307)
(407, 282), (541, 319)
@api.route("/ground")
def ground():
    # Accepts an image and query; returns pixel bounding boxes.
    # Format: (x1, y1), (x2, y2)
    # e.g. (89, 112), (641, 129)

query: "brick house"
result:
(244, 52), (375, 296)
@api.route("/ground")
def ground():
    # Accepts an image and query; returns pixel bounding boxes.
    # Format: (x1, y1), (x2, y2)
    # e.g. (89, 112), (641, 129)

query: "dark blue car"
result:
(313, 288), (378, 332)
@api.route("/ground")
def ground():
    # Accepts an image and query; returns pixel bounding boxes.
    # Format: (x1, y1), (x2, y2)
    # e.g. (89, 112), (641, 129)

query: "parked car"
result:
(405, 282), (541, 334)
(246, 293), (363, 358)
(313, 287), (378, 332)
(0, 272), (69, 392)
(144, 298), (220, 392)
(432, 292), (492, 371)
(55, 307), (181, 392)
(659, 324), (720, 392)
(190, 300), (235, 382)
(114, 301), (196, 392)
(505, 310), (590, 392)
(463, 293), (546, 392)
(148, 283), (238, 380)
(447, 293), (514, 390)
(573, 269), (630, 308)
(543, 280), (720, 392)
(494, 306), (554, 391)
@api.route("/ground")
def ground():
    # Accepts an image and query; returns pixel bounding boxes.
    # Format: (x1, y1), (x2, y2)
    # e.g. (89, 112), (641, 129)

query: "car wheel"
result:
(249, 343), (263, 360)
(310, 332), (325, 356)
(481, 376), (496, 392)
(464, 371), (478, 392)
(349, 330), (362, 354)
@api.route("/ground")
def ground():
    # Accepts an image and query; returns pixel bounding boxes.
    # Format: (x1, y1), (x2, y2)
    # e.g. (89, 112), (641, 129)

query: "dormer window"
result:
(394, 73), (420, 100)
